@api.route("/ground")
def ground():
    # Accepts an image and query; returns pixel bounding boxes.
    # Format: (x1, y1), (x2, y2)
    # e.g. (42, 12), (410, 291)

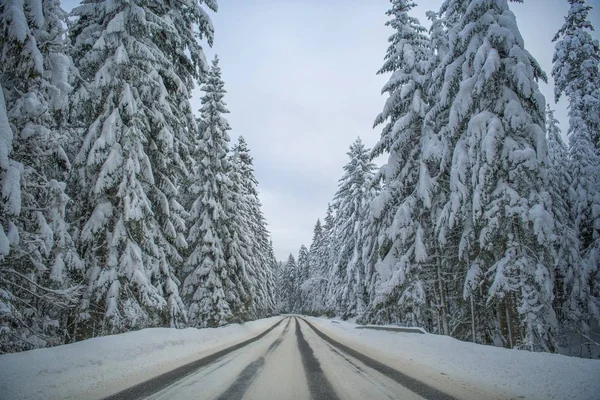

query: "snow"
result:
(306, 317), (600, 400)
(0, 85), (13, 168)
(1, 162), (22, 215)
(6, 0), (28, 42)
(0, 316), (284, 400)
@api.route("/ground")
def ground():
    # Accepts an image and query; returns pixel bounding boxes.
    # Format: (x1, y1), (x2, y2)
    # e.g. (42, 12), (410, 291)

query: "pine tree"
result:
(183, 56), (237, 328)
(276, 259), (285, 310)
(0, 0), (82, 352)
(265, 240), (279, 315)
(355, 183), (382, 320)
(432, 0), (556, 350)
(229, 136), (275, 318)
(365, 0), (434, 327)
(546, 106), (589, 353)
(328, 138), (376, 318)
(281, 254), (297, 313)
(317, 206), (336, 314)
(0, 78), (22, 352)
(225, 145), (255, 322)
(552, 0), (600, 334)
(301, 219), (325, 314)
(296, 244), (310, 310)
(68, 0), (216, 337)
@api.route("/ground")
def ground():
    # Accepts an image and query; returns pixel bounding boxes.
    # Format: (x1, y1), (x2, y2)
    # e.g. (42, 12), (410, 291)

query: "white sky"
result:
(62, 0), (600, 261)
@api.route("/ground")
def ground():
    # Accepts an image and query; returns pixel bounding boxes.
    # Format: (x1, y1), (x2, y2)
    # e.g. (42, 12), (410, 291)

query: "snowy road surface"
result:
(105, 316), (456, 400)
(3, 315), (599, 399)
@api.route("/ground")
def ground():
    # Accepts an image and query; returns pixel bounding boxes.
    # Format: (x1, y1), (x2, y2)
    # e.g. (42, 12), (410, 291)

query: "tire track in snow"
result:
(103, 317), (287, 400)
(215, 318), (292, 400)
(295, 317), (340, 400)
(300, 317), (456, 400)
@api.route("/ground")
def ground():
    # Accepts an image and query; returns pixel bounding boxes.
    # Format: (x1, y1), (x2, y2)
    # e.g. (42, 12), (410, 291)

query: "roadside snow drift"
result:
(0, 317), (283, 400)
(306, 317), (600, 400)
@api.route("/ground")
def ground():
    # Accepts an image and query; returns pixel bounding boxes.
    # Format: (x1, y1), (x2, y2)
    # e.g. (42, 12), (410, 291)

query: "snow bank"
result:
(306, 317), (600, 400)
(0, 316), (283, 400)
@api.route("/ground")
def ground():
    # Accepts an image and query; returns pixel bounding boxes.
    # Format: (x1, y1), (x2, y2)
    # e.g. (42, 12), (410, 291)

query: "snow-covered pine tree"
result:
(546, 106), (589, 353)
(68, 0), (216, 337)
(0, 79), (22, 352)
(365, 0), (434, 327)
(296, 244), (310, 312)
(225, 139), (256, 323)
(183, 56), (239, 328)
(276, 259), (285, 310)
(317, 206), (336, 314)
(265, 240), (278, 315)
(355, 181), (382, 321)
(281, 254), (297, 313)
(327, 138), (376, 319)
(297, 245), (310, 284)
(229, 136), (275, 317)
(552, 0), (600, 337)
(432, 0), (555, 351)
(0, 0), (82, 352)
(301, 219), (324, 314)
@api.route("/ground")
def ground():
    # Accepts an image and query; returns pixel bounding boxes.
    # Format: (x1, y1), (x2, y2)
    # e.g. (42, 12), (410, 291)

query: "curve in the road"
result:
(299, 317), (457, 400)
(102, 317), (287, 400)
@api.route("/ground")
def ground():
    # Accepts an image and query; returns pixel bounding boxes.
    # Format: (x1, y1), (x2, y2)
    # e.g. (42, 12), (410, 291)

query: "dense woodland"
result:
(279, 0), (600, 358)
(0, 0), (277, 353)
(1, 0), (599, 358)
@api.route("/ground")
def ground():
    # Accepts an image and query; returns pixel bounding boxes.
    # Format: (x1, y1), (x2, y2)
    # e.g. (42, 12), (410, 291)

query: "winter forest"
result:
(279, 0), (600, 358)
(1, 0), (599, 360)
(0, 0), (278, 353)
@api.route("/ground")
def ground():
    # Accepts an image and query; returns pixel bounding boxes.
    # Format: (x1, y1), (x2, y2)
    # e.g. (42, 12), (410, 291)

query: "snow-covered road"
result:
(106, 317), (459, 400)
(2, 315), (598, 399)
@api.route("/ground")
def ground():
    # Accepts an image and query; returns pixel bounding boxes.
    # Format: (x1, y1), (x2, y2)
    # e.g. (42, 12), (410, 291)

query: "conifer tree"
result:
(0, 0), (82, 351)
(552, 0), (600, 332)
(225, 148), (255, 322)
(68, 0), (216, 336)
(546, 106), (589, 352)
(265, 240), (279, 315)
(281, 254), (297, 313)
(229, 136), (275, 317)
(184, 57), (237, 328)
(296, 244), (310, 312)
(366, 0), (434, 327)
(328, 138), (376, 318)
(302, 219), (324, 314)
(432, 0), (555, 350)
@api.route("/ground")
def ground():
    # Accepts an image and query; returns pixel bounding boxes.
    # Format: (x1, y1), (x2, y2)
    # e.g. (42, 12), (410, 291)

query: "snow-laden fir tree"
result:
(365, 0), (434, 327)
(327, 138), (376, 318)
(281, 254), (298, 313)
(183, 56), (239, 328)
(299, 219), (325, 314)
(275, 259), (285, 310)
(545, 106), (590, 354)
(431, 0), (555, 350)
(295, 244), (310, 312)
(265, 240), (279, 315)
(68, 0), (216, 337)
(229, 136), (276, 317)
(310, 206), (336, 314)
(0, 0), (82, 352)
(225, 139), (255, 323)
(552, 0), (600, 335)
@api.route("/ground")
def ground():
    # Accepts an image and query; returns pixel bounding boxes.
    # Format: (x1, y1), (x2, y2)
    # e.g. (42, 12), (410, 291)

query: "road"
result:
(105, 317), (456, 400)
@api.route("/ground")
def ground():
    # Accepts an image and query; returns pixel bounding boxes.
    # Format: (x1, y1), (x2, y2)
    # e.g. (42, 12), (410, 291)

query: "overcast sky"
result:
(63, 0), (600, 261)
